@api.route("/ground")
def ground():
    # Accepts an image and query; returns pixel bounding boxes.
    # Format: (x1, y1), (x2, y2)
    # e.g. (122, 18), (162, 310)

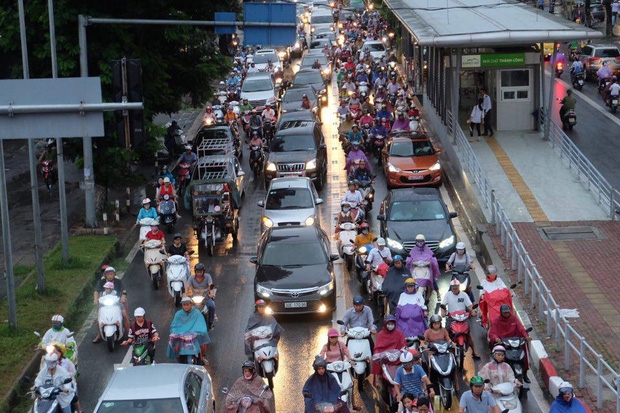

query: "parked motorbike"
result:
(158, 195), (177, 234)
(249, 144), (264, 178)
(167, 255), (189, 307)
(337, 322), (372, 393)
(489, 381), (523, 413)
(428, 340), (456, 410)
(326, 360), (354, 411)
(177, 162), (192, 198)
(97, 295), (124, 352)
(143, 239), (165, 290)
(30, 378), (73, 413)
(138, 217), (159, 242)
(337, 222), (357, 271)
(246, 325), (279, 389)
(40, 160), (56, 194)
(372, 349), (401, 412)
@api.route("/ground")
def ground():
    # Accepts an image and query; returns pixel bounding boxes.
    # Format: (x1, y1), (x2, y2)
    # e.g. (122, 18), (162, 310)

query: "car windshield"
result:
(284, 89), (314, 102)
(390, 141), (434, 157)
(364, 43), (386, 52)
(294, 72), (323, 85)
(388, 200), (446, 221)
(312, 15), (333, 24)
(252, 53), (278, 64)
(96, 398), (184, 412)
(270, 135), (316, 152)
(266, 188), (314, 209)
(197, 129), (230, 141)
(595, 48), (620, 58)
(301, 57), (328, 68)
(262, 241), (326, 265)
(310, 40), (330, 49)
(242, 78), (273, 93)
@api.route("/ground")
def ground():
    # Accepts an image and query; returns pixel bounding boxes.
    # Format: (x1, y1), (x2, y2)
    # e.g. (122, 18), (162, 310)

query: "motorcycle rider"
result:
(342, 180), (365, 216)
(349, 92), (361, 107)
(370, 117), (388, 138)
(381, 255), (410, 308)
(445, 241), (475, 302)
(480, 264), (507, 292)
(458, 376), (501, 413)
(301, 94), (312, 110)
(376, 104), (392, 123)
(366, 237), (393, 270)
(225, 361), (275, 413)
(550, 382), (588, 413)
(339, 113), (355, 135)
(337, 202), (357, 227)
(121, 307), (159, 362)
(157, 164), (176, 184)
(394, 350), (434, 405)
(240, 98), (254, 112)
(92, 267), (129, 343)
(397, 278), (427, 309)
(32, 353), (75, 413)
(261, 104), (276, 129)
(353, 222), (376, 250)
(422, 314), (453, 370)
(392, 111), (410, 131)
(40, 315), (74, 347)
(167, 296), (211, 364)
(165, 120), (182, 154)
(372, 315), (407, 385)
(479, 345), (522, 389)
(488, 304), (532, 383)
(345, 142), (370, 174)
(570, 58), (584, 83)
(353, 159), (374, 186)
(166, 232), (190, 261)
(303, 356), (351, 413)
(244, 300), (284, 360)
(38, 143), (57, 163)
(441, 279), (480, 359)
(596, 62), (613, 90)
(359, 111), (374, 127)
(204, 105), (217, 124)
(606, 76), (620, 107)
(143, 223), (166, 248)
(48, 343), (82, 413)
(135, 198), (158, 226)
(338, 100), (351, 118)
(340, 295), (377, 350)
(249, 109), (263, 137)
(402, 394), (430, 413)
(405, 234), (440, 301)
(559, 89), (576, 123)
(347, 125), (363, 145)
(186, 263), (217, 330)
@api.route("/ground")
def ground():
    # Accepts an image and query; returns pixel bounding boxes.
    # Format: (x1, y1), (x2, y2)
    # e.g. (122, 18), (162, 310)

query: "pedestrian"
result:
(613, 1), (619, 25)
(537, 0), (544, 10)
(479, 88), (494, 137)
(468, 98), (484, 142)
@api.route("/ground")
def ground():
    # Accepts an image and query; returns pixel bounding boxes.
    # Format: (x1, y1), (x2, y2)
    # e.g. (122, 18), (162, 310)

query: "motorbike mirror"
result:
(510, 283), (517, 289)
(210, 284), (216, 290)
(34, 331), (41, 338)
(526, 327), (533, 332)
(188, 250), (195, 255)
(376, 214), (386, 221)
(340, 390), (348, 396)
(257, 200), (265, 207)
(303, 393), (312, 398)
(472, 303), (479, 309)
(439, 304), (446, 310)
(476, 285), (484, 290)
(63, 377), (73, 384)
(484, 379), (491, 383)
(159, 250), (167, 255)
(336, 319), (344, 325)
(249, 257), (258, 264)
(349, 239), (355, 244)
(330, 254), (340, 261)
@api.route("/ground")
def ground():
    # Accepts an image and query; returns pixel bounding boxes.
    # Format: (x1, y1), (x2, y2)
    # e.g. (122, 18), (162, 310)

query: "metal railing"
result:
(446, 110), (620, 412)
(540, 108), (620, 219)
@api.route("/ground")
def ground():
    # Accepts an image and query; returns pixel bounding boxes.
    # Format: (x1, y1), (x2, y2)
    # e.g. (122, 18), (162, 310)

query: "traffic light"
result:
(112, 59), (145, 149)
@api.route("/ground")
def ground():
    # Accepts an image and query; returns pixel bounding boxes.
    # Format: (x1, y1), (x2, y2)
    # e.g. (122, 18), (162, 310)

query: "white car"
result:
(252, 49), (282, 72)
(240, 72), (277, 108)
(362, 40), (388, 60)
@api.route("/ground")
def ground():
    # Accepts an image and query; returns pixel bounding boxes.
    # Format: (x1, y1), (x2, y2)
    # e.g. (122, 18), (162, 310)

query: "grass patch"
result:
(13, 265), (34, 278)
(0, 235), (117, 412)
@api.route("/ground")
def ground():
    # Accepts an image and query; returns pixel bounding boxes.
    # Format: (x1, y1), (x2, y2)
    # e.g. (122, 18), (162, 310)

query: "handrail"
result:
(448, 112), (620, 412)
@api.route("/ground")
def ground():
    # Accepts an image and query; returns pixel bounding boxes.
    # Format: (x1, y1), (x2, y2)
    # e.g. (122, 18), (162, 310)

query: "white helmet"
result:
(415, 234), (426, 242)
(456, 242), (466, 250)
(399, 351), (414, 364)
(134, 307), (146, 317)
(142, 198), (151, 205)
(558, 382), (574, 396)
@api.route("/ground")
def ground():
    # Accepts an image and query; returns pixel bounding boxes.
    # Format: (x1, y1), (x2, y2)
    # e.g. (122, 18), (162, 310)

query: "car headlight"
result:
(386, 238), (404, 250)
(306, 158), (317, 170)
(256, 284), (272, 298)
(304, 216), (315, 226)
(439, 235), (455, 249)
(429, 162), (441, 171)
(262, 217), (274, 228)
(266, 162), (277, 172)
(318, 280), (334, 295)
(387, 163), (401, 173)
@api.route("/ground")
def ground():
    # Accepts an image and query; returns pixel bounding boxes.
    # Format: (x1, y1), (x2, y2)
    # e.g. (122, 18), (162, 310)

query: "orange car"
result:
(382, 135), (442, 188)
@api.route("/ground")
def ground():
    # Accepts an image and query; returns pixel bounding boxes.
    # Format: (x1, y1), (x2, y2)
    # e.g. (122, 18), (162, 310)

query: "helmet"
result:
(142, 198), (151, 205)
(415, 234), (426, 241)
(377, 263), (389, 277)
(429, 314), (442, 325)
(349, 180), (359, 186)
(492, 345), (506, 354)
(103, 281), (115, 289)
(470, 376), (484, 386)
(181, 296), (192, 304)
(449, 279), (461, 287)
(44, 353), (59, 368)
(185, 144), (192, 150)
(408, 349), (420, 359)
(313, 356), (327, 370)
(456, 242), (466, 250)
(558, 381), (574, 396)
(385, 314), (397, 323)
(134, 307), (146, 317)
(404, 277), (416, 286)
(614, 76), (618, 81)
(206, 105), (212, 110)
(104, 266), (116, 273)
(302, 94), (308, 98)
(353, 295), (364, 305)
(399, 351), (414, 364)
(393, 254), (403, 262)
(500, 304), (511, 313)
(376, 237), (386, 246)
(51, 315), (64, 324)
(194, 263), (205, 272)
(173, 233), (182, 239)
(255, 299), (267, 307)
(566, 89), (573, 95)
(341, 201), (350, 208)
(360, 222), (370, 229)
(242, 360), (255, 374)
(163, 177), (171, 183)
(327, 328), (339, 338)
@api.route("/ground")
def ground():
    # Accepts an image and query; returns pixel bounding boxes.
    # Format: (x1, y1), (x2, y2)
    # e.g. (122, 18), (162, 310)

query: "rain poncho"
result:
(405, 245), (440, 289)
(166, 308), (210, 359)
(382, 266), (411, 310)
(372, 327), (406, 374)
(550, 395), (588, 413)
(302, 372), (348, 413)
(597, 65), (613, 80)
(345, 149), (370, 172)
(244, 312), (284, 357)
(225, 374), (274, 413)
(395, 303), (427, 338)
(391, 118), (410, 131)
(34, 365), (74, 409)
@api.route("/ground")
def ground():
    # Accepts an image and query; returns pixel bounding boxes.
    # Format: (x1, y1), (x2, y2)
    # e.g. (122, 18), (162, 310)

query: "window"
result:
(501, 70), (529, 87)
(499, 69), (531, 102)
(184, 373), (203, 413)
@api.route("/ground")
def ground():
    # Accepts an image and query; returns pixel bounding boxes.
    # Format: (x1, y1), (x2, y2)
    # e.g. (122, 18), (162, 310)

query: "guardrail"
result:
(446, 110), (620, 412)
(540, 108), (620, 220)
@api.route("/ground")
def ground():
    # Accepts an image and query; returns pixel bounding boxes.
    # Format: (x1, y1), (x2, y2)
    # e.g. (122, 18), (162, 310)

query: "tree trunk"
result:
(586, 0), (592, 27)
(604, 0), (613, 36)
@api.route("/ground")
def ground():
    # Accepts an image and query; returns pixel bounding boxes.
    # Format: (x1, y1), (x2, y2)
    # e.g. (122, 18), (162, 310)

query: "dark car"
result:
(275, 110), (320, 131)
(377, 188), (458, 261)
(264, 120), (327, 190)
(279, 86), (320, 120)
(292, 69), (328, 106)
(250, 225), (338, 314)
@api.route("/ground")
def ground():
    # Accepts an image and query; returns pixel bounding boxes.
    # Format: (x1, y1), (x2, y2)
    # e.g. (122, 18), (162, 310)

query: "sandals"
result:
(92, 336), (103, 344)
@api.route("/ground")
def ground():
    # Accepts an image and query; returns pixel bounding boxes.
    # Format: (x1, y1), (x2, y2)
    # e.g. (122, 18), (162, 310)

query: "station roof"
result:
(384, 0), (603, 47)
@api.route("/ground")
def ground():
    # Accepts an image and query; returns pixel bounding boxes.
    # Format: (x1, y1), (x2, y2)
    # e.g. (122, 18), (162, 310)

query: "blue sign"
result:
(243, 2), (296, 47)
(215, 12), (236, 34)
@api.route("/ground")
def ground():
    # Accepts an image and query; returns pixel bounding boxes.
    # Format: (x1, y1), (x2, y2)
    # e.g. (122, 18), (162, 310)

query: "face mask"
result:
(343, 208), (350, 213)
(52, 324), (62, 331)
(416, 241), (424, 248)
(243, 371), (253, 380)
(386, 324), (395, 331)
(362, 229), (369, 234)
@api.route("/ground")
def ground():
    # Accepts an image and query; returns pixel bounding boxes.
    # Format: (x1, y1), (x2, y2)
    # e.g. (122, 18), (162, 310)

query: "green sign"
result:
(462, 53), (526, 68)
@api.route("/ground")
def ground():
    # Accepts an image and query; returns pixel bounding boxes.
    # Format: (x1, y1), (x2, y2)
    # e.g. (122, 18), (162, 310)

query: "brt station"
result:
(382, 0), (602, 133)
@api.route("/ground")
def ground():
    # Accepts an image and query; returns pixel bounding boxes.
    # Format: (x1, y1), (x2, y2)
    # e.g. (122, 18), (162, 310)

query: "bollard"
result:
(126, 187), (131, 214)
(103, 212), (109, 235)
(115, 200), (120, 223)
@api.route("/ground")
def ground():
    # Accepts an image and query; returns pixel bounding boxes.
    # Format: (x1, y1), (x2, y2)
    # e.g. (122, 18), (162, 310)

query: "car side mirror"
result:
(249, 256), (258, 264)
(238, 170), (246, 177)
(376, 214), (386, 221)
(319, 143), (326, 149)
(257, 200), (265, 207)
(315, 198), (324, 205)
(476, 285), (484, 290)
(330, 254), (340, 261)
(526, 327), (533, 333)
(449, 212), (457, 219)
(336, 319), (344, 325)
(435, 147), (442, 153)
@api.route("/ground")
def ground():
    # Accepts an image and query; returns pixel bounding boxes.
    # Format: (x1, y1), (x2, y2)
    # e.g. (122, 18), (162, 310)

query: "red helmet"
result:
(360, 222), (370, 229)
(377, 263), (389, 277)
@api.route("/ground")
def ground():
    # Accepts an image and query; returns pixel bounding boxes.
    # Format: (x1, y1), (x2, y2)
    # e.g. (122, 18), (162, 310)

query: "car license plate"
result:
(408, 175), (424, 181)
(284, 301), (307, 308)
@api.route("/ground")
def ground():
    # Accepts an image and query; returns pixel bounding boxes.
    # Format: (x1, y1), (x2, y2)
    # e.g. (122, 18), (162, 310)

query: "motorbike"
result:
(608, 95), (620, 114)
(249, 144), (264, 178)
(372, 349), (401, 412)
(354, 244), (371, 284)
(326, 360), (354, 411)
(555, 62), (563, 78)
(338, 322), (372, 393)
(143, 239), (165, 290)
(358, 81), (369, 97)
(40, 160), (56, 194)
(167, 254), (189, 307)
(177, 162), (192, 198)
(369, 134), (386, 164)
(97, 295), (124, 352)
(365, 265), (387, 316)
(350, 103), (362, 121)
(477, 284), (516, 329)
(168, 331), (203, 365)
(337, 222), (357, 271)
(190, 285), (216, 329)
(501, 329), (532, 397)
(158, 196), (177, 234)
(231, 393), (272, 413)
(263, 119), (275, 144)
(446, 306), (477, 370)
(598, 77), (610, 94)
(130, 336), (155, 366)
(412, 260), (433, 303)
(34, 332), (79, 370)
(241, 110), (252, 135)
(246, 325), (279, 389)
(356, 179), (375, 214)
(571, 71), (585, 91)
(489, 382), (523, 413)
(138, 217), (159, 242)
(560, 108), (577, 131)
(428, 340), (457, 410)
(30, 378), (73, 413)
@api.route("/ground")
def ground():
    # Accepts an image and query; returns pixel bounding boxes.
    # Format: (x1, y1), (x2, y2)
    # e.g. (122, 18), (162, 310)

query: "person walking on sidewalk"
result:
(468, 98), (484, 142)
(537, 0), (544, 10)
(479, 88), (494, 137)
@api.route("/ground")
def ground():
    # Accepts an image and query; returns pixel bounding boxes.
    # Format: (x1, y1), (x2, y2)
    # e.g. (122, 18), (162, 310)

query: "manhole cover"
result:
(539, 226), (604, 241)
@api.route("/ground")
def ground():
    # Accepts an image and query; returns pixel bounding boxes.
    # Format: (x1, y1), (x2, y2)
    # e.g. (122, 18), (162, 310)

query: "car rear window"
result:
(364, 43), (386, 52)
(242, 78), (273, 93)
(252, 53), (278, 64)
(96, 398), (184, 412)
(266, 188), (313, 209)
(595, 48), (619, 58)
(312, 15), (333, 24)
(294, 71), (323, 85)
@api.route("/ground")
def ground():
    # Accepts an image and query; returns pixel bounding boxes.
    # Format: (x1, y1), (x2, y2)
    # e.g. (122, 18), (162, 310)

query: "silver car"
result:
(94, 364), (215, 412)
(258, 177), (323, 231)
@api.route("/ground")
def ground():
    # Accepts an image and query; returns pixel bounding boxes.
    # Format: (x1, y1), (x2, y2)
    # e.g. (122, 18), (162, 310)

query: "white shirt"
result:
(571, 60), (583, 72)
(261, 108), (275, 121)
(441, 291), (472, 313)
(481, 93), (492, 112)
(470, 105), (484, 123)
(366, 247), (392, 267)
(41, 327), (73, 346)
(609, 83), (620, 96)
(247, 66), (259, 73)
(342, 190), (363, 205)
(397, 291), (427, 309)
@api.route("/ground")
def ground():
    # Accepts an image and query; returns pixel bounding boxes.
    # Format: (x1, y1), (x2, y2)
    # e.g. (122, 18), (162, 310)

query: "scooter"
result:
(490, 382), (523, 413)
(98, 295), (124, 352)
(138, 217), (159, 243)
(143, 239), (165, 290)
(358, 81), (369, 97)
(366, 265), (386, 314)
(354, 244), (371, 284)
(608, 95), (620, 114)
(231, 391), (273, 413)
(413, 260), (433, 304)
(451, 269), (473, 302)
(168, 332), (203, 365)
(158, 195), (177, 234)
(40, 160), (56, 194)
(428, 340), (457, 410)
(357, 180), (375, 214)
(130, 337), (155, 366)
(555, 62), (563, 78)
(31, 378), (73, 413)
(167, 255), (189, 307)
(326, 360), (354, 411)
(445, 306), (476, 371)
(571, 71), (585, 91)
(246, 325), (279, 389)
(561, 108), (577, 131)
(249, 144), (264, 178)
(372, 349), (401, 412)
(191, 285), (216, 329)
(501, 329), (532, 398)
(338, 322), (372, 393)
(177, 162), (192, 198)
(369, 134), (386, 164)
(337, 222), (357, 271)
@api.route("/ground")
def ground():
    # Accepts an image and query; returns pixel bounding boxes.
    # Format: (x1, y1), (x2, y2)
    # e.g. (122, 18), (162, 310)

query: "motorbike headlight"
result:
(102, 297), (115, 306)
(503, 399), (518, 410)
(278, 51), (286, 59)
(386, 238), (404, 250)
(266, 162), (277, 172)
(318, 280), (335, 295)
(275, 77), (282, 84)
(306, 158), (317, 170)
(256, 284), (272, 298)
(439, 235), (455, 249)
(304, 216), (315, 226)
(387, 163), (401, 173)
(294, 41), (301, 49)
(262, 217), (274, 228)
(322, 67), (331, 75)
(429, 162), (441, 171)
(357, 246), (367, 254)
(192, 296), (204, 305)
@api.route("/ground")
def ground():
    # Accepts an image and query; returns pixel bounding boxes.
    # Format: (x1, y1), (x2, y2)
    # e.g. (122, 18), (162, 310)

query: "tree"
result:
(603, 0), (613, 36)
